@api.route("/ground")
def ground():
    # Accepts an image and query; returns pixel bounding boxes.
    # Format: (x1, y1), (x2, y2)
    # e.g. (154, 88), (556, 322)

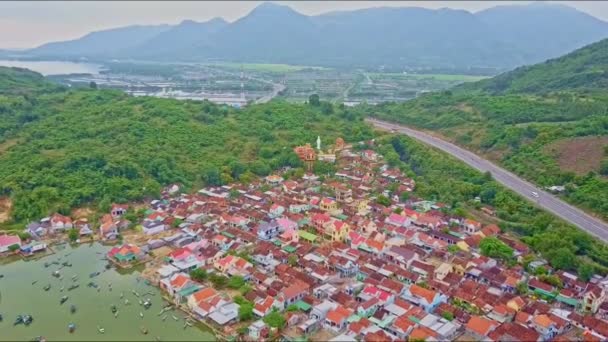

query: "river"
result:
(0, 60), (102, 76)
(0, 243), (215, 341)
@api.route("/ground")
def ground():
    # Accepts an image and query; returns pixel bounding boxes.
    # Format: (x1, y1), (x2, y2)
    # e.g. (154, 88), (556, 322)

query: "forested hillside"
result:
(369, 39), (608, 220)
(0, 67), (372, 222)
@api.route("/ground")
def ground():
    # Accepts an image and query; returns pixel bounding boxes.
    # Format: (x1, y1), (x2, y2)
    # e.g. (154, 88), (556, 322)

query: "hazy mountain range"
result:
(24, 2), (608, 70)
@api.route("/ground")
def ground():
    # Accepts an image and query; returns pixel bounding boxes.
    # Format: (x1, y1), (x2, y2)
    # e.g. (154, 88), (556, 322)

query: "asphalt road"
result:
(366, 118), (608, 243)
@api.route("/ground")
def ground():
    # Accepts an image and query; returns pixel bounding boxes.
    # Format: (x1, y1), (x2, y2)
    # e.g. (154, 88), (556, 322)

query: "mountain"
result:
(457, 38), (608, 94)
(125, 18), (228, 59)
(0, 66), (61, 95)
(23, 3), (608, 70)
(29, 24), (171, 58)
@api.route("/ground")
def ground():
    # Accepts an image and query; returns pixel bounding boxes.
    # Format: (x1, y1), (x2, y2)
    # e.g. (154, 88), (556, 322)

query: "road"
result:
(255, 82), (286, 104)
(366, 118), (608, 243)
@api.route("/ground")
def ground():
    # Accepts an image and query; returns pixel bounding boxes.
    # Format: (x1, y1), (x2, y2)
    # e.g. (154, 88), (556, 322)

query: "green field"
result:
(370, 73), (488, 82)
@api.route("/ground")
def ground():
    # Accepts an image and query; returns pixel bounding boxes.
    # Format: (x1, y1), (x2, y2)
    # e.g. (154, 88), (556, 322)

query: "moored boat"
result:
(60, 296), (69, 305)
(23, 314), (33, 326)
(140, 326), (148, 335)
(111, 305), (117, 314)
(97, 325), (105, 334)
(161, 315), (167, 321)
(139, 312), (144, 318)
(172, 315), (178, 321)
(14, 315), (24, 325)
(43, 284), (51, 291)
(67, 284), (79, 291)
(70, 305), (76, 314)
(68, 323), (76, 333)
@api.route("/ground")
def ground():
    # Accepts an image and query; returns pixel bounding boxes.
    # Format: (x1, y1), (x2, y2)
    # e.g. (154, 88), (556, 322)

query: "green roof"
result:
(358, 244), (373, 252)
(556, 295), (578, 306)
(221, 231), (235, 239)
(177, 284), (200, 297)
(295, 300), (312, 311)
(298, 230), (317, 242)
(333, 214), (348, 220)
(283, 245), (297, 253)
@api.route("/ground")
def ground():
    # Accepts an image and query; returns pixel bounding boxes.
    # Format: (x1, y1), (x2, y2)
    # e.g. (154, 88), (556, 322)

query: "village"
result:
(1, 137), (608, 342)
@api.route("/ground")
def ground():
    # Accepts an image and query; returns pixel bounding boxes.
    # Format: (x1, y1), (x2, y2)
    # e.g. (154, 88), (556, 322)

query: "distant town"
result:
(2, 136), (607, 342)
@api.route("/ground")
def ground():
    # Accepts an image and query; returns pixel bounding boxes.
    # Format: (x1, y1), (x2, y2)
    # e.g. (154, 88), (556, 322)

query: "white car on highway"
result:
(531, 191), (539, 198)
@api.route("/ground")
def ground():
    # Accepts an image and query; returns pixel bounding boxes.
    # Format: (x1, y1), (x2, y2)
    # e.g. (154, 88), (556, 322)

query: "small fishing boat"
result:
(60, 286), (65, 292)
(62, 262), (72, 267)
(111, 305), (117, 314)
(52, 271), (60, 278)
(67, 284), (79, 291)
(139, 299), (143, 306)
(68, 323), (76, 333)
(132, 290), (140, 297)
(114, 311), (119, 318)
(120, 292), (124, 299)
(23, 314), (33, 326)
(140, 326), (149, 335)
(43, 284), (51, 291)
(70, 305), (76, 314)
(59, 276), (64, 281)
(143, 299), (151, 309)
(155, 336), (161, 342)
(139, 312), (144, 318)
(32, 280), (38, 285)
(44, 262), (50, 268)
(89, 271), (100, 278)
(0, 313), (3, 322)
(97, 326), (105, 334)
(172, 315), (179, 321)
(71, 275), (78, 281)
(14, 315), (24, 325)
(124, 299), (130, 305)
(161, 315), (167, 322)
(60, 296), (69, 305)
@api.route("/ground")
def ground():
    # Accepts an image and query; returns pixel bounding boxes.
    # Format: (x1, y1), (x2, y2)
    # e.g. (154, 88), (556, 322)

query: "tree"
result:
(227, 275), (246, 289)
(8, 244), (20, 252)
(441, 311), (454, 321)
(171, 218), (183, 228)
(577, 262), (595, 282)
(286, 304), (299, 312)
(229, 189), (241, 200)
(209, 274), (228, 289)
(288, 255), (298, 267)
(479, 237), (513, 261)
(600, 160), (608, 176)
(308, 94), (320, 106)
(376, 195), (391, 207)
(190, 268), (207, 282)
(516, 281), (528, 295)
(263, 310), (286, 329)
(89, 81), (97, 89)
(68, 228), (79, 242)
(17, 231), (31, 241)
(238, 301), (254, 321)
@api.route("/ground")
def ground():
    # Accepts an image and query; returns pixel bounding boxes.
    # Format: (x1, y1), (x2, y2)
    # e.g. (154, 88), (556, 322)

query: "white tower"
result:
(316, 136), (321, 151)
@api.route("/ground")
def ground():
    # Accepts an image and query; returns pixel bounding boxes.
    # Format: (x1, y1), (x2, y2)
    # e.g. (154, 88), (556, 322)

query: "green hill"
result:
(0, 67), (61, 96)
(458, 38), (608, 94)
(370, 39), (608, 220)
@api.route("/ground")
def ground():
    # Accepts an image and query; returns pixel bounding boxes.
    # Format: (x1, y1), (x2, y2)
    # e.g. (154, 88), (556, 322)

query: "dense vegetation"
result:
(458, 38), (608, 94)
(0, 67), (372, 223)
(376, 134), (608, 276)
(368, 38), (608, 220)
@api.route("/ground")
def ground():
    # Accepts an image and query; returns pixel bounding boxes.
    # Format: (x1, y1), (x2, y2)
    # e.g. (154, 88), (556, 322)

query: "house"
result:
(402, 284), (445, 312)
(160, 273), (200, 303)
(99, 214), (118, 240)
(279, 282), (309, 309)
(582, 285), (606, 313)
(257, 220), (281, 240)
(209, 302), (240, 325)
(531, 314), (558, 340)
(253, 296), (279, 317)
(142, 219), (166, 235)
(249, 320), (269, 340)
(385, 213), (410, 227)
(0, 234), (21, 253)
(19, 242), (47, 256)
(187, 287), (219, 311)
(324, 305), (353, 332)
(111, 203), (128, 218)
(323, 220), (350, 242)
(464, 219), (481, 234)
(465, 316), (498, 340)
(107, 244), (144, 263)
(320, 198), (338, 212)
(50, 213), (73, 232)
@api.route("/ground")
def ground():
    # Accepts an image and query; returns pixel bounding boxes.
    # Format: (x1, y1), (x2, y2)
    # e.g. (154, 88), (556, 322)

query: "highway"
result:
(366, 118), (608, 243)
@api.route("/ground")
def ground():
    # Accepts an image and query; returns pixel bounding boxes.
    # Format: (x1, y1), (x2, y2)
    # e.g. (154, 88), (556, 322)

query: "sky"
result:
(2, 1), (608, 49)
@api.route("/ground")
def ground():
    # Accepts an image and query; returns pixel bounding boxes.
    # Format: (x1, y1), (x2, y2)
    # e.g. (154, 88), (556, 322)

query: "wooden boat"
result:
(52, 271), (60, 278)
(140, 326), (149, 335)
(114, 311), (119, 318)
(60, 296), (69, 305)
(23, 314), (33, 326)
(14, 315), (24, 325)
(111, 305), (117, 314)
(89, 271), (100, 278)
(32, 280), (38, 285)
(70, 305), (76, 314)
(124, 299), (130, 305)
(172, 315), (179, 321)
(161, 315), (167, 322)
(120, 292), (124, 299)
(97, 326), (105, 334)
(43, 284), (51, 291)
(132, 290), (140, 297)
(139, 312), (144, 318)
(0, 313), (3, 322)
(59, 286), (65, 292)
(68, 323), (76, 333)
(67, 284), (79, 291)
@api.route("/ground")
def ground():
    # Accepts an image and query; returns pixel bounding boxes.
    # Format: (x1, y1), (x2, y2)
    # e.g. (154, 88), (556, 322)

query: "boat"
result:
(31, 280), (38, 285)
(14, 315), (24, 325)
(139, 312), (144, 318)
(44, 262), (50, 268)
(89, 271), (100, 278)
(60, 286), (65, 292)
(62, 261), (72, 267)
(23, 314), (33, 326)
(97, 326), (105, 334)
(124, 299), (130, 305)
(71, 275), (78, 281)
(0, 274), (3, 278)
(155, 336), (161, 342)
(114, 311), (119, 318)
(140, 326), (149, 335)
(67, 284), (79, 291)
(120, 292), (124, 299)
(143, 299), (151, 309)
(139, 299), (143, 306)
(43, 284), (51, 291)
(161, 315), (167, 322)
(60, 296), (69, 305)
(68, 323), (76, 333)
(70, 305), (76, 314)
(0, 313), (3, 322)
(52, 271), (60, 278)
(172, 315), (178, 321)
(132, 290), (140, 297)
(111, 305), (117, 314)
(87, 282), (98, 288)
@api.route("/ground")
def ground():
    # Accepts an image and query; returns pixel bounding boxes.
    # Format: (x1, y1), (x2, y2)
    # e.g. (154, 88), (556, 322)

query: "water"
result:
(0, 60), (102, 76)
(0, 243), (215, 341)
